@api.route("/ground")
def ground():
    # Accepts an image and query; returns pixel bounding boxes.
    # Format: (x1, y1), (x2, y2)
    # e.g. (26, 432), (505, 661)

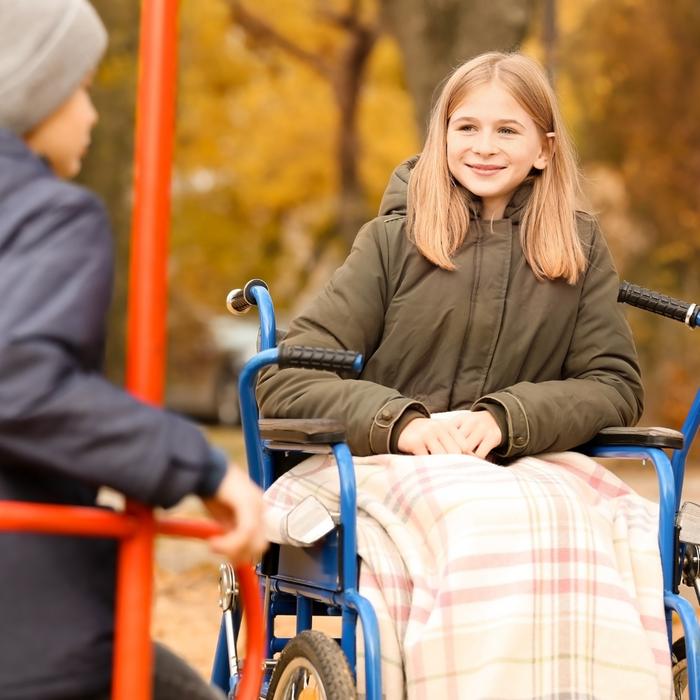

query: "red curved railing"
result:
(0, 500), (264, 700)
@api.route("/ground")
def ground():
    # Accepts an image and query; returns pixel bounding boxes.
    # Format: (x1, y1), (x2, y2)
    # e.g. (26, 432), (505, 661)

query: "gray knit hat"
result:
(0, 0), (107, 135)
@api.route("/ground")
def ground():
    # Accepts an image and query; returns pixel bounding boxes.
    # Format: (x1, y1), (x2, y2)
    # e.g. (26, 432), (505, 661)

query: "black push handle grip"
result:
(618, 281), (699, 328)
(226, 279), (269, 315)
(278, 343), (363, 374)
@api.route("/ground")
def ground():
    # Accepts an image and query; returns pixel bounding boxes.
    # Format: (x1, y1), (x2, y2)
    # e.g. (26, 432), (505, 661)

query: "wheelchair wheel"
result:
(267, 629), (356, 700)
(673, 636), (688, 700)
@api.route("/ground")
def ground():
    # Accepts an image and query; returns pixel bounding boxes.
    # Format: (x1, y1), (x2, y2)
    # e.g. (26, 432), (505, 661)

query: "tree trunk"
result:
(333, 20), (378, 249)
(228, 0), (379, 252)
(77, 0), (140, 385)
(380, 0), (535, 136)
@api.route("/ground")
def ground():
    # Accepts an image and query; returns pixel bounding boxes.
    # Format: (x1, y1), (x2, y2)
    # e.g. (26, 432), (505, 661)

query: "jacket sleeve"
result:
(0, 185), (226, 507)
(257, 219), (428, 456)
(472, 219), (644, 458)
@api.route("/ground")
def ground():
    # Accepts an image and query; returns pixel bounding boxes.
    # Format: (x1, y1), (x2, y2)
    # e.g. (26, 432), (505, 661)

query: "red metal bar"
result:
(120, 0), (180, 696)
(0, 503), (264, 700)
(126, 0), (179, 404)
(156, 516), (223, 539)
(0, 501), (136, 538)
(112, 501), (155, 700)
(236, 565), (265, 699)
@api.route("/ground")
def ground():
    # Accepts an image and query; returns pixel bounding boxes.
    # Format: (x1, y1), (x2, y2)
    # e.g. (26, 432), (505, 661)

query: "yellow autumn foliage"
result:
(171, 0), (419, 312)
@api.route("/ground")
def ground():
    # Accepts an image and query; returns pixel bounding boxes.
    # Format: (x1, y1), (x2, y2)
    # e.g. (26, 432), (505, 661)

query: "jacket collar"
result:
(0, 128), (52, 174)
(501, 181), (533, 224)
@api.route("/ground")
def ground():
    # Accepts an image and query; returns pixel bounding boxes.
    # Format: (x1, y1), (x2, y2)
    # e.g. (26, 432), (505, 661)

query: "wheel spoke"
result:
(277, 659), (326, 700)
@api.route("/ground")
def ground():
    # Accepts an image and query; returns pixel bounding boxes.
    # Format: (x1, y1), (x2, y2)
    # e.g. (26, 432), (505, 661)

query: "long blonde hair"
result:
(407, 52), (587, 284)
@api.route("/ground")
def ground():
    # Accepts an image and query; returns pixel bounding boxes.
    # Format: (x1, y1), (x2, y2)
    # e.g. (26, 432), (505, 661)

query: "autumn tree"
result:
(172, 0), (419, 311)
(78, 0), (139, 383)
(566, 0), (700, 287)
(225, 0), (380, 251)
(380, 0), (536, 134)
(562, 0), (700, 429)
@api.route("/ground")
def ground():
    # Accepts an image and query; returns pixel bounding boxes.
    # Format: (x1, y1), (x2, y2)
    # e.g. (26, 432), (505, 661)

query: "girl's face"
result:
(23, 74), (98, 179)
(446, 82), (553, 220)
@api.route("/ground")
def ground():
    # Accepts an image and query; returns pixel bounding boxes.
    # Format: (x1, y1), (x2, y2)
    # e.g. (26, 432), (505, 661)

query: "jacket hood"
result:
(0, 128), (52, 196)
(378, 155), (419, 217)
(377, 153), (533, 224)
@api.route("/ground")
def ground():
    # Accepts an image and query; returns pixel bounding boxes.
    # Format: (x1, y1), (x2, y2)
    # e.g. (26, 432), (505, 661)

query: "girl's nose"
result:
(472, 131), (498, 155)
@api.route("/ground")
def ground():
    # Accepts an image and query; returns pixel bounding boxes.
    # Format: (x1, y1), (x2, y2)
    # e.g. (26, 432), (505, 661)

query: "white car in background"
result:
(166, 309), (260, 426)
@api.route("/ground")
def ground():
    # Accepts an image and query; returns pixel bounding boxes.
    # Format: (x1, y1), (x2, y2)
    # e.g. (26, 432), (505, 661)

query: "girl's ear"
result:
(534, 132), (556, 170)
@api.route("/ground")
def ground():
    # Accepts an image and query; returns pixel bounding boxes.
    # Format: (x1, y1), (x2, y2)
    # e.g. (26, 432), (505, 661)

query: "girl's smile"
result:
(446, 83), (554, 220)
(467, 163), (506, 176)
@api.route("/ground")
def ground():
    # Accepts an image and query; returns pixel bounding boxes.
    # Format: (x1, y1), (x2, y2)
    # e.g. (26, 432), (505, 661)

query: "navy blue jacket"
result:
(0, 130), (226, 699)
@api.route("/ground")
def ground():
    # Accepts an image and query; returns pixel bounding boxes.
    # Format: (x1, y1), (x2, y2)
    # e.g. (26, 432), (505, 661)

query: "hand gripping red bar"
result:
(0, 501), (264, 700)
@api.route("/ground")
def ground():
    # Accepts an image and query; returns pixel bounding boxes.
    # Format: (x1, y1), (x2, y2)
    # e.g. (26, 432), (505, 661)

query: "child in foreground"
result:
(0, 1), (266, 698)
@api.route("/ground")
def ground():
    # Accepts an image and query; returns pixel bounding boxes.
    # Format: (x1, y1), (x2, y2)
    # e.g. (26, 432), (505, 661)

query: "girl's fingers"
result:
(473, 433), (501, 460)
(444, 425), (473, 454)
(425, 436), (448, 454)
(454, 412), (503, 459)
(398, 415), (502, 457)
(411, 442), (429, 456)
(432, 423), (474, 454)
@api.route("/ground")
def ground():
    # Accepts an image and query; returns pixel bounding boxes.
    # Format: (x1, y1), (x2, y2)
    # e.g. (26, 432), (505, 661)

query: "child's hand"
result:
(397, 413), (502, 459)
(447, 411), (502, 459)
(397, 417), (473, 455)
(203, 465), (268, 566)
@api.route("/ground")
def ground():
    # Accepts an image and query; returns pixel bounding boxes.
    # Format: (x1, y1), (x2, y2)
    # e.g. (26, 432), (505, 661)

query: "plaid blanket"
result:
(263, 451), (672, 700)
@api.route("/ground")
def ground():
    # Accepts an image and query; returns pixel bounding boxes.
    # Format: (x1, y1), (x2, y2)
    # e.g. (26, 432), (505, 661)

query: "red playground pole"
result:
(119, 0), (179, 698)
(126, 0), (178, 405)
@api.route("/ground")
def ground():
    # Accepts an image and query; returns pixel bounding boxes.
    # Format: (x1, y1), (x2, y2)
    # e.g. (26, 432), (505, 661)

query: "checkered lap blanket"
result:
(263, 451), (672, 700)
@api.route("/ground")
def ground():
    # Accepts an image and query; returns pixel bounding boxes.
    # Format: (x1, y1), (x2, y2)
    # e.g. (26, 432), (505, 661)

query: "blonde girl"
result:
(259, 51), (642, 461)
(259, 53), (669, 700)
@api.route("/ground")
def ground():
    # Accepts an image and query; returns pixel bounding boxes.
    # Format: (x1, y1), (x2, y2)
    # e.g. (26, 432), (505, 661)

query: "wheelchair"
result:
(210, 278), (700, 700)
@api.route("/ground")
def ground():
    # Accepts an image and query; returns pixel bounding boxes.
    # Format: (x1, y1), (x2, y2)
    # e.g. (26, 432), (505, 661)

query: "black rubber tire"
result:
(673, 636), (688, 700)
(267, 629), (356, 700)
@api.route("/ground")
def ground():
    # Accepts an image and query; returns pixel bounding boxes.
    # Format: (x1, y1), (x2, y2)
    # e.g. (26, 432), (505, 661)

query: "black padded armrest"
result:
(588, 426), (684, 451)
(259, 418), (347, 444)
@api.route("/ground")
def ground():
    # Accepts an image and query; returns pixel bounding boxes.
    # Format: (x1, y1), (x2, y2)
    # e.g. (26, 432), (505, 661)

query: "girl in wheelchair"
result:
(258, 52), (671, 699)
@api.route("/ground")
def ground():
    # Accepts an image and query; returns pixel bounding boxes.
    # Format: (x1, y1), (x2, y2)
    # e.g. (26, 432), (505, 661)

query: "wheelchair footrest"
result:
(259, 418), (347, 444)
(678, 502), (700, 545)
(588, 426), (684, 451)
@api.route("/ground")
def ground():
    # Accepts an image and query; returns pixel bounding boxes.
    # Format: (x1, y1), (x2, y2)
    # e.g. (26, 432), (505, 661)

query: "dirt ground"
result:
(151, 427), (700, 680)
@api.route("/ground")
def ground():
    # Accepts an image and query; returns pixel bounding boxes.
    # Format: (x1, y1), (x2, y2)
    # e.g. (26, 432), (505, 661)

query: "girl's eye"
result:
(499, 127), (516, 135)
(460, 124), (476, 132)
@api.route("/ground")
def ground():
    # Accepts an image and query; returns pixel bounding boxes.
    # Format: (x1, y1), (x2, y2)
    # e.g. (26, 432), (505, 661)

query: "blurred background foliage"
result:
(82, 0), (700, 436)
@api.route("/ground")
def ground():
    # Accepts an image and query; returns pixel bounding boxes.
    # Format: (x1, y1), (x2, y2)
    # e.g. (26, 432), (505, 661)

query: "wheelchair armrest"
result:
(259, 418), (347, 444)
(588, 426), (684, 451)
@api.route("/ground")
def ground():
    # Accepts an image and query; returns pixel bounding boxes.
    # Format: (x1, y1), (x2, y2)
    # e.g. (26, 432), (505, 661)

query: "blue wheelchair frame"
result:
(588, 407), (700, 698)
(211, 283), (382, 700)
(212, 280), (700, 700)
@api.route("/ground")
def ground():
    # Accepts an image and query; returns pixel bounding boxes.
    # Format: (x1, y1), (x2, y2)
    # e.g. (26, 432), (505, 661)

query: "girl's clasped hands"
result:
(397, 412), (502, 458)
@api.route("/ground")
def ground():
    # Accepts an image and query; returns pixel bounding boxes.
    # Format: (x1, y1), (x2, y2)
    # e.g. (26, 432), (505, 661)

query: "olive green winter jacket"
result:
(257, 158), (643, 458)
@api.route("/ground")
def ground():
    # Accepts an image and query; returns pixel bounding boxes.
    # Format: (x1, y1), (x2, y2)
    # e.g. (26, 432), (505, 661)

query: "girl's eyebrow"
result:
(450, 116), (526, 129)
(494, 118), (526, 129)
